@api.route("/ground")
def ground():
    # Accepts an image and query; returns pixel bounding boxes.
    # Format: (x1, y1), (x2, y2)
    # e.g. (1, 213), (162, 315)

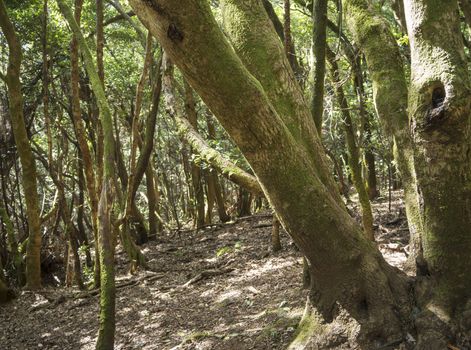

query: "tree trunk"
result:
(145, 163), (160, 237)
(56, 1), (117, 348)
(310, 0), (328, 133)
(271, 214), (281, 252)
(405, 0), (471, 316)
(0, 0), (42, 290)
(183, 81), (205, 228)
(364, 148), (379, 200)
(326, 46), (374, 240)
(69, 0), (101, 287)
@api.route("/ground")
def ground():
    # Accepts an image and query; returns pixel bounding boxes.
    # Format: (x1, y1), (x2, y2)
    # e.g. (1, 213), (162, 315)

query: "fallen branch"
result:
(182, 268), (235, 287)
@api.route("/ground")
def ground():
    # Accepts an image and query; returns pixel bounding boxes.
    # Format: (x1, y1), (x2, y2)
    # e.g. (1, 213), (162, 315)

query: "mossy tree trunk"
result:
(56, 1), (116, 348)
(69, 0), (101, 287)
(404, 0), (471, 315)
(130, 0), (413, 347)
(310, 0), (328, 133)
(326, 46), (374, 240)
(0, 0), (42, 290)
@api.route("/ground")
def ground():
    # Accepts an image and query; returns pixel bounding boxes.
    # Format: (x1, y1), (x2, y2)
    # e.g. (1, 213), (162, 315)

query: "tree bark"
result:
(69, 0), (101, 287)
(205, 114), (230, 223)
(404, 0), (471, 314)
(183, 80), (205, 228)
(56, 1), (117, 348)
(310, 0), (328, 133)
(0, 0), (43, 290)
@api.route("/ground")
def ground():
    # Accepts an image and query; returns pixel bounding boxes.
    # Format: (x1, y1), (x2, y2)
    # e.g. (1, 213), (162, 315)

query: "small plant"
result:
(216, 246), (232, 257)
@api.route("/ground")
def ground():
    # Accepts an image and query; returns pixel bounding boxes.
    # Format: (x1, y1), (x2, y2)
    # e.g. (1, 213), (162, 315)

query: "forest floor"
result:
(0, 190), (410, 350)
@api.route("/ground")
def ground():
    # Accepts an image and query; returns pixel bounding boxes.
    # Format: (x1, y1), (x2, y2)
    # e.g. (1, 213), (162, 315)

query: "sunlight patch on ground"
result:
(228, 258), (296, 284)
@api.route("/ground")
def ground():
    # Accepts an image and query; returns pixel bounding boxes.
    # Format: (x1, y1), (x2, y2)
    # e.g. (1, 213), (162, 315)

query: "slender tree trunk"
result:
(77, 156), (92, 267)
(0, 0), (42, 290)
(283, 0), (295, 69)
(310, 0), (328, 133)
(326, 46), (374, 240)
(183, 81), (205, 228)
(145, 163), (160, 237)
(271, 214), (281, 252)
(56, 1), (117, 348)
(204, 170), (215, 224)
(205, 114), (230, 222)
(364, 148), (379, 200)
(96, 0), (105, 194)
(69, 0), (101, 287)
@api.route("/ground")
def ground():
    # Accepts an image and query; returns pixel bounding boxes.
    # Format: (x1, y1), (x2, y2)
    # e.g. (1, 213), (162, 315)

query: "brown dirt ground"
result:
(0, 191), (410, 350)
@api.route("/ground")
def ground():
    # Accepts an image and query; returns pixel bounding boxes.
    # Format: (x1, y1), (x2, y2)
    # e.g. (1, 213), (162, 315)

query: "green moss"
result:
(289, 312), (324, 348)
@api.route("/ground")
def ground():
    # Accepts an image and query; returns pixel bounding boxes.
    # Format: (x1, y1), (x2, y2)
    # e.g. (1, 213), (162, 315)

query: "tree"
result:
(129, 0), (471, 347)
(129, 0), (411, 347)
(0, 0), (42, 290)
(56, 0), (117, 348)
(405, 0), (471, 312)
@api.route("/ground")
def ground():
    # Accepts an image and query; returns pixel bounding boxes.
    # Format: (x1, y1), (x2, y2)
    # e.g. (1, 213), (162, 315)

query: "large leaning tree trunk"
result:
(129, 0), (414, 347)
(405, 0), (471, 318)
(0, 0), (43, 290)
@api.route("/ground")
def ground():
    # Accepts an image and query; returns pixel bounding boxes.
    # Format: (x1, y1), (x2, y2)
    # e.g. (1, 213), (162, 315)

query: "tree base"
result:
(289, 293), (471, 350)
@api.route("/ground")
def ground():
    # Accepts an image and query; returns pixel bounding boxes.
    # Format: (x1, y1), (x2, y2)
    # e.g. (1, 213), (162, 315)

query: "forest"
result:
(1, 0), (471, 349)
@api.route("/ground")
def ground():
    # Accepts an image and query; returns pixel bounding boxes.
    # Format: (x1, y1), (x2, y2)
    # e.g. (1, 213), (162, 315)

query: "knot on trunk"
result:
(424, 83), (447, 130)
(167, 23), (184, 43)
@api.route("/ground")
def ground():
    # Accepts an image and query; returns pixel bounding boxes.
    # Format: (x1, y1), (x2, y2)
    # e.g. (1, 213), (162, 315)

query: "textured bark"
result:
(0, 0), (42, 290)
(205, 115), (230, 223)
(310, 0), (328, 133)
(96, 0), (105, 195)
(461, 0), (471, 29)
(69, 0), (101, 287)
(145, 163), (160, 237)
(130, 0), (412, 346)
(271, 214), (281, 252)
(56, 1), (117, 348)
(405, 0), (471, 313)
(184, 81), (205, 228)
(345, 0), (424, 269)
(283, 0), (296, 70)
(364, 147), (379, 200)
(221, 0), (341, 203)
